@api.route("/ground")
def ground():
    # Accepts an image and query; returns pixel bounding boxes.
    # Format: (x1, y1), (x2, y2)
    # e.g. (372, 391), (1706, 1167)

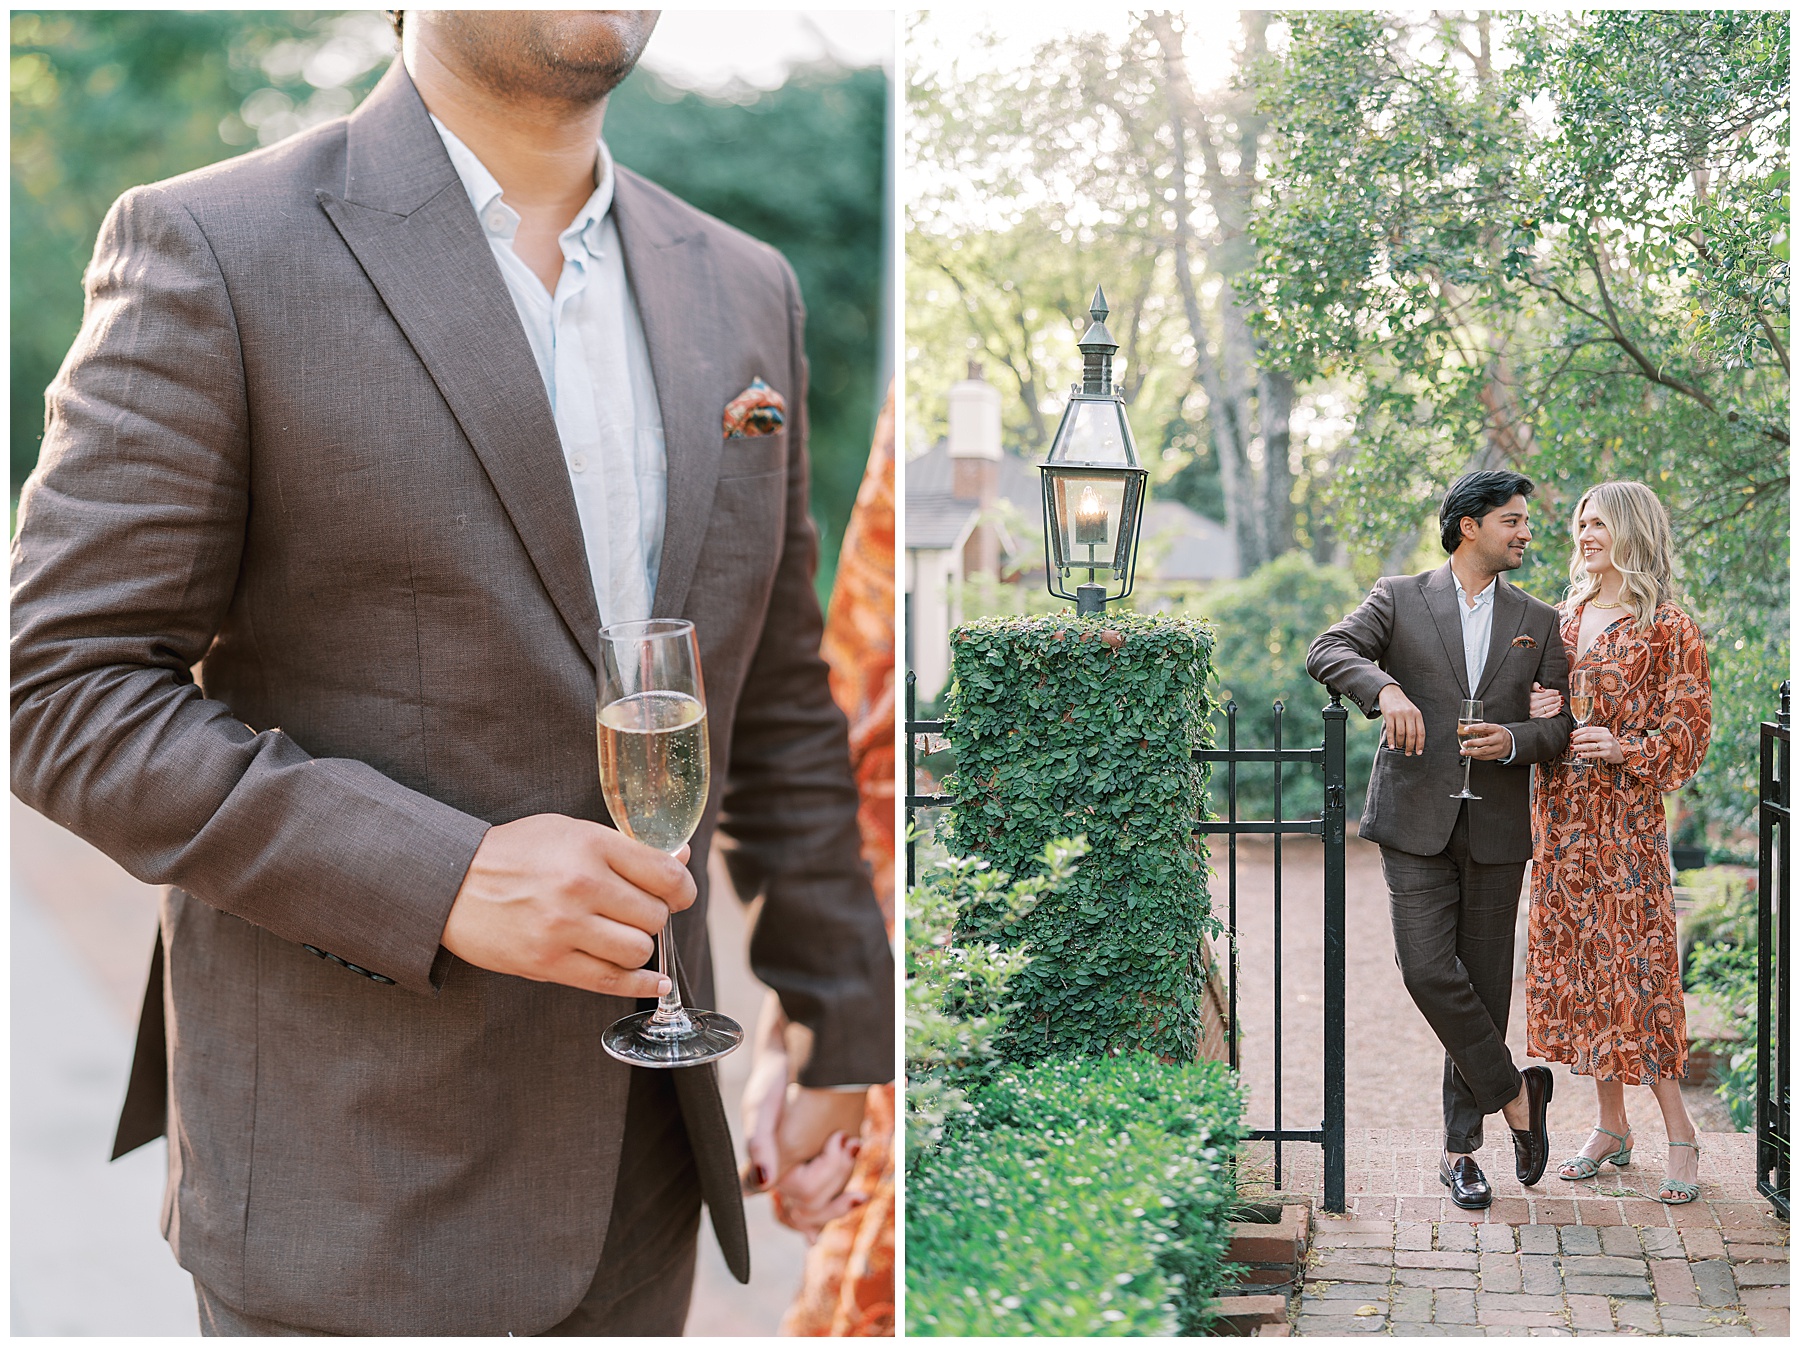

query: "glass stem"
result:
(1461, 754), (1473, 795)
(648, 925), (694, 1034)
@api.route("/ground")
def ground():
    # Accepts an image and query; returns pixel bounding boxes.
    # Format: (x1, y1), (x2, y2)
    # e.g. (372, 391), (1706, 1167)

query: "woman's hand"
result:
(739, 991), (871, 1241)
(1569, 725), (1624, 764)
(769, 1130), (868, 1242)
(1528, 681), (1562, 719)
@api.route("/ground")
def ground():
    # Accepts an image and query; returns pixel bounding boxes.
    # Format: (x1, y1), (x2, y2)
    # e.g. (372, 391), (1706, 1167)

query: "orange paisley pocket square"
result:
(722, 378), (786, 438)
(1511, 635), (1537, 649)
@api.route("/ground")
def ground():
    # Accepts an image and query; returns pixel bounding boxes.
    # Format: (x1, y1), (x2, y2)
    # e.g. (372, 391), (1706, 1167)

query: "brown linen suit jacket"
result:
(10, 62), (893, 1335)
(1306, 562), (1573, 864)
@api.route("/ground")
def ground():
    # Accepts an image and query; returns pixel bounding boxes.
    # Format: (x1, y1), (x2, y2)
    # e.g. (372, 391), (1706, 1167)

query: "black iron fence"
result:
(1196, 696), (1348, 1213)
(1756, 682), (1789, 1218)
(904, 672), (1350, 1213)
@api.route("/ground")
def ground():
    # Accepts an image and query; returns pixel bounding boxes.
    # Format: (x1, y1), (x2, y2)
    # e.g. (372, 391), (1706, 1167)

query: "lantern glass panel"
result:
(1048, 469), (1130, 572)
(1046, 397), (1134, 468)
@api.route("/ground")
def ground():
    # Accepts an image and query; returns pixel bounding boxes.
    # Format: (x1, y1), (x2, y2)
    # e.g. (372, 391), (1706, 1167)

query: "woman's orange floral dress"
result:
(781, 387), (896, 1337)
(1526, 602), (1712, 1085)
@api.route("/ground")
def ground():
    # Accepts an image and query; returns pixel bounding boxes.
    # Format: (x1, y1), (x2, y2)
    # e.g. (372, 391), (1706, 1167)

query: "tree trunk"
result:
(1146, 11), (1259, 574)
(1147, 10), (1268, 574)
(1259, 366), (1295, 552)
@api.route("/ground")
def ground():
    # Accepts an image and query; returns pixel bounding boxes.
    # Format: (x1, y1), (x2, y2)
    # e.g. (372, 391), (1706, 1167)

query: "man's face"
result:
(414, 11), (660, 106)
(1460, 494), (1532, 573)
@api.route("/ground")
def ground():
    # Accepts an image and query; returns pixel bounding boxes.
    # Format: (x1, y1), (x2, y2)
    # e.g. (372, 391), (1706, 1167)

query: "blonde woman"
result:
(1525, 480), (1712, 1203)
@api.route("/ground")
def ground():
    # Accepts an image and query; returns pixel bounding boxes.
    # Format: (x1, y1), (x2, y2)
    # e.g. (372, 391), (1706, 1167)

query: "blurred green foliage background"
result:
(11, 10), (889, 594)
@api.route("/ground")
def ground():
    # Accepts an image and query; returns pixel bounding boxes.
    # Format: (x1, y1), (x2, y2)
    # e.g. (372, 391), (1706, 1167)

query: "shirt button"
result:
(483, 205), (508, 232)
(569, 453), (587, 473)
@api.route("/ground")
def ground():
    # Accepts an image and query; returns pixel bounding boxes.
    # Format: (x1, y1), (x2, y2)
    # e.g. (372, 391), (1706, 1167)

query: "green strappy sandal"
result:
(1658, 1139), (1702, 1204)
(1557, 1126), (1633, 1180)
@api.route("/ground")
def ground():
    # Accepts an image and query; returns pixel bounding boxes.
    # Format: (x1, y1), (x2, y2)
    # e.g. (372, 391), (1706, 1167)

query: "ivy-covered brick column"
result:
(945, 612), (1215, 1064)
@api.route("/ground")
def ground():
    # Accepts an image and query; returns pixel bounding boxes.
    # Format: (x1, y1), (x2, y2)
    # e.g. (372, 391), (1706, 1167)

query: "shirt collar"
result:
(430, 115), (615, 257)
(1453, 571), (1496, 608)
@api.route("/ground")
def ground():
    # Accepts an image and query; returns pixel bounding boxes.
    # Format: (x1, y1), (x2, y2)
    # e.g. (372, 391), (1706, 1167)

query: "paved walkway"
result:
(1290, 1126), (1787, 1335)
(10, 798), (808, 1335)
(1211, 833), (1787, 1335)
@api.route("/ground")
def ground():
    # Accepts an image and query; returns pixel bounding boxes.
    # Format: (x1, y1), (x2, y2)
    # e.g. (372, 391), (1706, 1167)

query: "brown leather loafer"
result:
(1439, 1153), (1492, 1209)
(1511, 1065), (1555, 1186)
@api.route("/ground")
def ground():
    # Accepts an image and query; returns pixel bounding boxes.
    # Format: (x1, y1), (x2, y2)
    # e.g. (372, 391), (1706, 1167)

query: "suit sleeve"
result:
(1618, 609), (1712, 792)
(9, 185), (487, 997)
(716, 256), (894, 1088)
(1305, 578), (1400, 718)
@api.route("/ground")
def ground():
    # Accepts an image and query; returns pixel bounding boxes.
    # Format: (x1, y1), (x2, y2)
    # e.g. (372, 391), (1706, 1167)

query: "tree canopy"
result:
(1249, 8), (1788, 833)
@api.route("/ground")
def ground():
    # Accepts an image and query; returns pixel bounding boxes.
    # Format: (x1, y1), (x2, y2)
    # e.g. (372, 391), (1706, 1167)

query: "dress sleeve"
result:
(1617, 607), (1712, 793)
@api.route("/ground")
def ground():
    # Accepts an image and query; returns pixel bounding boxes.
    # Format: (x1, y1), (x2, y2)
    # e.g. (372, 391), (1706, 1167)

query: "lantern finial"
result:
(1076, 286), (1119, 396)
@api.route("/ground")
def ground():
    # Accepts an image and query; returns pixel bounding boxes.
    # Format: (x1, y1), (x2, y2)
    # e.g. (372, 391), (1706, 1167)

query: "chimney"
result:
(948, 362), (1002, 577)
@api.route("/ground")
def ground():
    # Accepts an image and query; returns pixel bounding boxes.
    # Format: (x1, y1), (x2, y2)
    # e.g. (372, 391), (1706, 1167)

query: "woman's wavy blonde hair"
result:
(1565, 480), (1677, 631)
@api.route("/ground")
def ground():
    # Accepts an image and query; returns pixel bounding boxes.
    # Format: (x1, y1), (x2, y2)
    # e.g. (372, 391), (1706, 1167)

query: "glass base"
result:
(602, 1007), (744, 1068)
(1449, 788), (1481, 800)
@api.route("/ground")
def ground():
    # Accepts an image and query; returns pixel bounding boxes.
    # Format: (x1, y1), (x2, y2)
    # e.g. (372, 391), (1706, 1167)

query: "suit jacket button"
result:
(302, 944), (327, 960)
(370, 973), (395, 985)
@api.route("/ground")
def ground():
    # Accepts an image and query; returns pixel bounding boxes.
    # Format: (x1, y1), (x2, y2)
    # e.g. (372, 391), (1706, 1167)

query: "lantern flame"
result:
(1074, 485), (1109, 546)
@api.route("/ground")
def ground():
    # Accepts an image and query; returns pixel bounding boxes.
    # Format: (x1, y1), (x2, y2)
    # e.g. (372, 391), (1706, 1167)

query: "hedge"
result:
(906, 1052), (1247, 1336)
(943, 612), (1216, 1063)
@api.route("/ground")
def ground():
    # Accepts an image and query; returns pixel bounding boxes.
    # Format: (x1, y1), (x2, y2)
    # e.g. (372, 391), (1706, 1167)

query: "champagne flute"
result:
(596, 618), (743, 1067)
(1568, 669), (1595, 777)
(1450, 698), (1483, 800)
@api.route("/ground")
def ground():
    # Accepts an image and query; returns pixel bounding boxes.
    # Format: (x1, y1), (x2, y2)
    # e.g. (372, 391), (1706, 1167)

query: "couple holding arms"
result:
(1310, 469), (1712, 1211)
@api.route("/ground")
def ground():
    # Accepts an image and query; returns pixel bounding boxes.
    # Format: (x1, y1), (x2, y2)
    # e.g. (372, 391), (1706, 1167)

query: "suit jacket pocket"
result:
(717, 429), (787, 480)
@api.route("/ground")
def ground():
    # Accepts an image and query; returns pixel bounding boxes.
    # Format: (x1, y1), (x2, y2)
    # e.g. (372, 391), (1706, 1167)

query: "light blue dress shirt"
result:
(1453, 572), (1515, 763)
(432, 117), (667, 628)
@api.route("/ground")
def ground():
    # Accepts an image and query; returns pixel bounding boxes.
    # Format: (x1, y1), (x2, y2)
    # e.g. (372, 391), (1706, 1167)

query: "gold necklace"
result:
(1589, 596), (1625, 610)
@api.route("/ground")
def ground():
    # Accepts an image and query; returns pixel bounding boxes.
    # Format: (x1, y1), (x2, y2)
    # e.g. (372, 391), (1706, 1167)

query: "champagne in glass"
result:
(596, 618), (743, 1068)
(1450, 698), (1483, 801)
(598, 691), (709, 854)
(1568, 669), (1595, 776)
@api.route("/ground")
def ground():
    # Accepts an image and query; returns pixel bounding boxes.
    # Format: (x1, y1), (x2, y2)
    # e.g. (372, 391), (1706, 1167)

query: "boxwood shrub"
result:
(943, 612), (1216, 1064)
(906, 839), (1084, 1159)
(907, 1052), (1247, 1336)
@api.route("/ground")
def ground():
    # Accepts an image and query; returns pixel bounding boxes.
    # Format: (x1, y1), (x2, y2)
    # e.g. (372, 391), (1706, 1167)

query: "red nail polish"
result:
(750, 1164), (768, 1189)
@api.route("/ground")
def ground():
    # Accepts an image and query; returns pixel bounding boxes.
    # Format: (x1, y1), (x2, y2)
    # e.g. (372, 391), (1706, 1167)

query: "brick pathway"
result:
(1291, 1128), (1789, 1336)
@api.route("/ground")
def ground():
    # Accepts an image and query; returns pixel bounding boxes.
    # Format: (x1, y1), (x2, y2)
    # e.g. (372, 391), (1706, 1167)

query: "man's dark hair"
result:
(1439, 469), (1535, 553)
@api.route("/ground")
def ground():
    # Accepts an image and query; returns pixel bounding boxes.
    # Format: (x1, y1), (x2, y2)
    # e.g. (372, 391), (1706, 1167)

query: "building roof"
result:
(908, 493), (980, 551)
(1139, 500), (1238, 582)
(903, 439), (1042, 554)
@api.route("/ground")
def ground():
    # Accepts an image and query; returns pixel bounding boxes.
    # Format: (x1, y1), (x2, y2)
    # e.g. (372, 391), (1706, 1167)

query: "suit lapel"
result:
(612, 170), (726, 622)
(317, 63), (602, 666)
(1476, 578), (1528, 700)
(1423, 564), (1471, 698)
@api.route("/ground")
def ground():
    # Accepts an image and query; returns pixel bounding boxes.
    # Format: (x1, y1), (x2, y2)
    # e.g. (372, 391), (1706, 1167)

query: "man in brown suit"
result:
(1307, 470), (1571, 1210)
(10, 11), (892, 1335)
